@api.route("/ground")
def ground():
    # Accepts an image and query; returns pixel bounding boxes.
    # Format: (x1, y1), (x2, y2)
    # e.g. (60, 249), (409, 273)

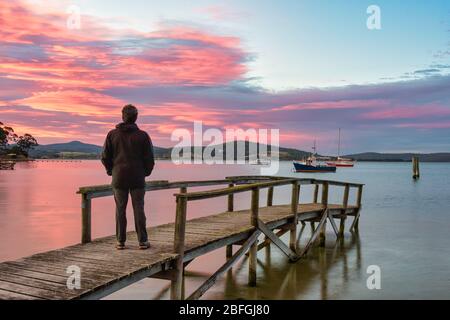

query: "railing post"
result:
(319, 182), (328, 247)
(356, 185), (363, 208)
(289, 181), (299, 251)
(226, 183), (234, 260)
(227, 183), (234, 212)
(339, 184), (350, 237)
(249, 187), (259, 286)
(267, 186), (274, 207)
(171, 187), (187, 300)
(313, 184), (319, 203)
(81, 193), (91, 244)
(355, 185), (363, 231)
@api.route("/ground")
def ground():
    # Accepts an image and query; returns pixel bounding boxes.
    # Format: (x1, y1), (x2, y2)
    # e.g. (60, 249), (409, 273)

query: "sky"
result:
(1, 0), (450, 153)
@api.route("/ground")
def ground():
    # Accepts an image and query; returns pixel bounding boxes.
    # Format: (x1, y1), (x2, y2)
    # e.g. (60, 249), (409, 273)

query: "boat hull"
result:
(293, 162), (336, 173)
(326, 162), (354, 167)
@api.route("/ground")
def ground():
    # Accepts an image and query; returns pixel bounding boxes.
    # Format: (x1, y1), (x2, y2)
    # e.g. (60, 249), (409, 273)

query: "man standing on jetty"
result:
(101, 104), (155, 250)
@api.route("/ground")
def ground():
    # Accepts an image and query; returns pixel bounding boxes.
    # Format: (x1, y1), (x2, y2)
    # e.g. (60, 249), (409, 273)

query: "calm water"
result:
(0, 160), (449, 299)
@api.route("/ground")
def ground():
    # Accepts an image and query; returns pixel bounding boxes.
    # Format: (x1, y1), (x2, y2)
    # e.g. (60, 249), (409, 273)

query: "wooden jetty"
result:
(0, 175), (363, 300)
(0, 161), (15, 170)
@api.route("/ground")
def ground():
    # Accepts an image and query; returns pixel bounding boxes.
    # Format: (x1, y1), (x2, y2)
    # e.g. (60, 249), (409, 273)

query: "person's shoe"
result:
(139, 241), (150, 250)
(116, 242), (125, 250)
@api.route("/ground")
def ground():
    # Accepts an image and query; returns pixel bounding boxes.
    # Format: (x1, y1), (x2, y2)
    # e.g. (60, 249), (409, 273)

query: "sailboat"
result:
(326, 128), (356, 167)
(293, 141), (336, 173)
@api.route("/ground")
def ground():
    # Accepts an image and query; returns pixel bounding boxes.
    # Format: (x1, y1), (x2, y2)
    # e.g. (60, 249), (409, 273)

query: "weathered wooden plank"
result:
(0, 280), (66, 300)
(0, 289), (42, 300)
(0, 263), (71, 283)
(0, 274), (76, 298)
(177, 178), (297, 201)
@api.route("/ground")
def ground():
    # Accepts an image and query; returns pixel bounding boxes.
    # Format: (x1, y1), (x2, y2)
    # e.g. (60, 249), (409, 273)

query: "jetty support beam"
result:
(171, 187), (187, 300)
(350, 185), (363, 232)
(319, 182), (329, 247)
(339, 184), (350, 237)
(248, 188), (259, 286)
(187, 230), (261, 300)
(81, 194), (92, 244)
(300, 209), (328, 257)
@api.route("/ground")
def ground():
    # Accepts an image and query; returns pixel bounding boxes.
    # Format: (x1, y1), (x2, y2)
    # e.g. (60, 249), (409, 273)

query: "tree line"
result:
(0, 122), (39, 157)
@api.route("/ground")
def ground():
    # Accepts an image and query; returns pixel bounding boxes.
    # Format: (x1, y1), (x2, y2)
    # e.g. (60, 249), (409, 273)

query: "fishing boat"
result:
(326, 128), (356, 167)
(293, 141), (336, 173)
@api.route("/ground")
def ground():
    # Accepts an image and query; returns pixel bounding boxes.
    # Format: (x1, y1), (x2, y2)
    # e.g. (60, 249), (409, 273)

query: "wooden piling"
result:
(249, 187), (259, 286)
(290, 182), (299, 251)
(354, 185), (363, 231)
(319, 182), (328, 247)
(171, 187), (187, 300)
(412, 156), (420, 179)
(339, 184), (350, 237)
(81, 194), (91, 244)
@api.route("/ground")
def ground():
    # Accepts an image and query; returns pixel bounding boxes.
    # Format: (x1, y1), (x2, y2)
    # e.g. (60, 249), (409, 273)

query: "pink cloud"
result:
(361, 104), (450, 120)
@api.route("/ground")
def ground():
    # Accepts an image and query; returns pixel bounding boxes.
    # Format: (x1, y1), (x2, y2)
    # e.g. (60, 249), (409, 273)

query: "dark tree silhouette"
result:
(1, 122), (37, 157)
(16, 134), (39, 156)
(0, 122), (18, 150)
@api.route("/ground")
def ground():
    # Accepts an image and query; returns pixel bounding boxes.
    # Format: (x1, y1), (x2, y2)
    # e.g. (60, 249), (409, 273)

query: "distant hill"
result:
(29, 140), (309, 160)
(344, 152), (450, 162)
(28, 140), (450, 162)
(30, 141), (171, 159)
(172, 141), (311, 161)
(32, 141), (101, 154)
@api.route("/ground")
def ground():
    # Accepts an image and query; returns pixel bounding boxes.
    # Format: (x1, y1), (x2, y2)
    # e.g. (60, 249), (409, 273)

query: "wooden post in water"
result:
(319, 182), (328, 247)
(311, 185), (318, 231)
(289, 182), (299, 251)
(354, 185), (363, 231)
(81, 193), (92, 244)
(171, 187), (187, 300)
(412, 156), (420, 179)
(339, 184), (350, 237)
(248, 187), (259, 287)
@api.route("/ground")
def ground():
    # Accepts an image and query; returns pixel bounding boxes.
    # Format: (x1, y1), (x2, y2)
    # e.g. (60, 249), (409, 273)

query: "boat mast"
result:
(338, 128), (341, 158)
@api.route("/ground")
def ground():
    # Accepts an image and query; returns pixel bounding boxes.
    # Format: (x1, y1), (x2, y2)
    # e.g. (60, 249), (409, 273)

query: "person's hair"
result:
(122, 104), (138, 123)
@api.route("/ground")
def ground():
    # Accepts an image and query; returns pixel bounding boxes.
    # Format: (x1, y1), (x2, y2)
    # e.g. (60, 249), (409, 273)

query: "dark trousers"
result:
(113, 188), (148, 244)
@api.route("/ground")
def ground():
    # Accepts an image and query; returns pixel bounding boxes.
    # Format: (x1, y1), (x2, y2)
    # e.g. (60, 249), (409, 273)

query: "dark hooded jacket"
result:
(101, 123), (155, 189)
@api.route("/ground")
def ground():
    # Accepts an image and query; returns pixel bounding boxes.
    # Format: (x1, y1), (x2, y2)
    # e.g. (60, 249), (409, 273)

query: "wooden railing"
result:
(76, 176), (279, 244)
(77, 176), (363, 244)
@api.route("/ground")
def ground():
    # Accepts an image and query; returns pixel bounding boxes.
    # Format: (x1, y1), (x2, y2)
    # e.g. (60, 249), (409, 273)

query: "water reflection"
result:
(169, 232), (363, 300)
(181, 232), (362, 300)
